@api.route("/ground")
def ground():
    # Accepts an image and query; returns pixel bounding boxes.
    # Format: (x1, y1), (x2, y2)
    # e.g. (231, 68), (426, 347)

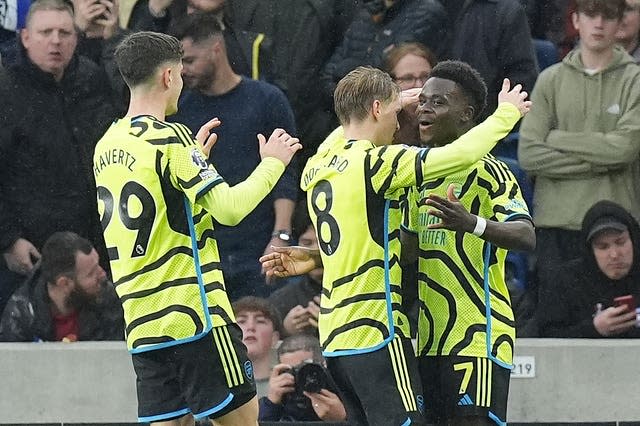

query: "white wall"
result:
(1, 339), (640, 423)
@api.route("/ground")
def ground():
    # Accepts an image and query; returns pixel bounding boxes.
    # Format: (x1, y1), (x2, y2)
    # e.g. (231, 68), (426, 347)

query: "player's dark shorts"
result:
(132, 324), (256, 423)
(419, 355), (510, 425)
(326, 336), (426, 426)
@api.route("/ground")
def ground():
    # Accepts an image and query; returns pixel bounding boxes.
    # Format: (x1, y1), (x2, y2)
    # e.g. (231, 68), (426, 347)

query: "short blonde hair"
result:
(334, 66), (400, 126)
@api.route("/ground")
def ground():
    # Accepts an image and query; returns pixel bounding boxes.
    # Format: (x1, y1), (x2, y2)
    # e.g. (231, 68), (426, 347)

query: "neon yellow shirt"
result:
(405, 155), (531, 366)
(94, 115), (284, 353)
(301, 103), (521, 355)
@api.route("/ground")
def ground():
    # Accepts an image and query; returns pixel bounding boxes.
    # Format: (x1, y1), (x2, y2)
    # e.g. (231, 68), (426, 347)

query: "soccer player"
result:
(265, 66), (530, 425)
(93, 31), (301, 426)
(403, 60), (535, 426)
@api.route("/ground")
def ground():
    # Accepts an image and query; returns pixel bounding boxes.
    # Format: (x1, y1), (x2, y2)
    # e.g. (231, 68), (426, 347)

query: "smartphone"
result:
(613, 295), (636, 312)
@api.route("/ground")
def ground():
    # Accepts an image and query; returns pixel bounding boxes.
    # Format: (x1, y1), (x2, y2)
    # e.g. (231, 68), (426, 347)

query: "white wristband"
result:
(472, 216), (487, 237)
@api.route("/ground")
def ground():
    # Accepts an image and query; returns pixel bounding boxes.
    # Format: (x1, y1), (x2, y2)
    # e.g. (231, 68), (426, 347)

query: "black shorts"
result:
(132, 324), (256, 422)
(419, 355), (510, 425)
(326, 336), (426, 426)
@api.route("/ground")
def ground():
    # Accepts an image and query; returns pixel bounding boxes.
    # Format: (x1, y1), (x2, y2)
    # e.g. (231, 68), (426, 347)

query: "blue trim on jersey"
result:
(418, 147), (430, 160)
(196, 177), (225, 200)
(400, 417), (412, 426)
(383, 198), (396, 342)
(482, 212), (521, 370)
(488, 410), (506, 426)
(129, 328), (212, 354)
(184, 196), (213, 331)
(193, 393), (235, 419)
(322, 200), (395, 358)
(482, 242), (513, 370)
(138, 407), (191, 423)
(129, 198), (217, 354)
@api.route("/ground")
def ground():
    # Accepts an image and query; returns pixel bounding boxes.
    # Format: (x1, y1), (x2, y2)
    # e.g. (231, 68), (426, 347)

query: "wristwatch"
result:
(271, 230), (291, 242)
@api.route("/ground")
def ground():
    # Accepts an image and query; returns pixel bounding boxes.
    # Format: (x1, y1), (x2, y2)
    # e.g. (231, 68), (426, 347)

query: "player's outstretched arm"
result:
(259, 246), (322, 278)
(423, 184), (535, 251)
(199, 129), (302, 226)
(420, 79), (531, 182)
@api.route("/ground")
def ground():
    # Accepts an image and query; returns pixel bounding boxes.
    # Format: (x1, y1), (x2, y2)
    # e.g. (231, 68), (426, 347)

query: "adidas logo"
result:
(457, 394), (474, 406)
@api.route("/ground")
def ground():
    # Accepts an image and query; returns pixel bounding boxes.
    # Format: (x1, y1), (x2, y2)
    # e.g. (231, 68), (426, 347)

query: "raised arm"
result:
(197, 129), (301, 226)
(420, 79), (530, 182)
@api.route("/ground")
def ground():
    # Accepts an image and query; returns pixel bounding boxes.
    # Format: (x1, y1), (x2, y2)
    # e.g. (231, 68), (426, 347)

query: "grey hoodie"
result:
(518, 45), (640, 230)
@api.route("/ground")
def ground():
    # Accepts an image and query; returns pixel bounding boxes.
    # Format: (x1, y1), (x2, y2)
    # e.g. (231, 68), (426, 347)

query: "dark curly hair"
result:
(429, 60), (488, 121)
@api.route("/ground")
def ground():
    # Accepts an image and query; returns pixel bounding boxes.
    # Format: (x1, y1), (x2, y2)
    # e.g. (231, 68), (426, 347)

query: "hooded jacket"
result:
(537, 200), (640, 338)
(518, 46), (640, 230)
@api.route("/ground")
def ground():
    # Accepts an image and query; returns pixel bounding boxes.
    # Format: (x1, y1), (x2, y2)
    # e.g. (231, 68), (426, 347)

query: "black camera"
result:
(282, 361), (329, 394)
(280, 361), (334, 419)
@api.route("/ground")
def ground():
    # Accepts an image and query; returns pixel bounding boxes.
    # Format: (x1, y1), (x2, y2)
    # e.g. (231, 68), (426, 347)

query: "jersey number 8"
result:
(311, 180), (341, 256)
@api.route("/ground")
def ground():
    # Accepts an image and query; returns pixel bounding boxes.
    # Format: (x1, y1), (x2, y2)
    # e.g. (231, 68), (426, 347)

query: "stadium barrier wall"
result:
(1, 339), (640, 424)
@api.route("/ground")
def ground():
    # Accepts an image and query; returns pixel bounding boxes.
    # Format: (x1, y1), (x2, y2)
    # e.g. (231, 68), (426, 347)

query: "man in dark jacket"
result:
(320, 0), (448, 109)
(0, 232), (123, 342)
(537, 200), (640, 338)
(0, 0), (116, 314)
(443, 0), (538, 119)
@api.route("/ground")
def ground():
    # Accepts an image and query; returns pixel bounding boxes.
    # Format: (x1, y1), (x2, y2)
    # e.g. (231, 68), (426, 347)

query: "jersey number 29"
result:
(97, 182), (156, 260)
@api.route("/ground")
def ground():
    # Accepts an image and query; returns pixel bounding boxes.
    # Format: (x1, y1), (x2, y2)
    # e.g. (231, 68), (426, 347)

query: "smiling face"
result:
(416, 77), (472, 147)
(21, 9), (77, 81)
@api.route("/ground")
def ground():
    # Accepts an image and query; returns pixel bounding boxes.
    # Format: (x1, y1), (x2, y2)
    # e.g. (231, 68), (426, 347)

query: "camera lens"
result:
(297, 363), (327, 393)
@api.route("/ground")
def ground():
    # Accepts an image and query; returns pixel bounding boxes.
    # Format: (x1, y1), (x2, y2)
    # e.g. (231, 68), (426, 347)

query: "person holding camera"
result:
(538, 200), (640, 338)
(259, 334), (347, 422)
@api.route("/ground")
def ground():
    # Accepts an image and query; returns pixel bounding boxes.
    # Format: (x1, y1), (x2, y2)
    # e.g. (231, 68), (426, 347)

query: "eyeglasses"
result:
(394, 73), (430, 87)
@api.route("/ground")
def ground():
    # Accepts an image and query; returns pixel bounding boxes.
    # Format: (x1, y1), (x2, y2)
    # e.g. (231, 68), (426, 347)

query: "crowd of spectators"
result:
(1, 0), (640, 420)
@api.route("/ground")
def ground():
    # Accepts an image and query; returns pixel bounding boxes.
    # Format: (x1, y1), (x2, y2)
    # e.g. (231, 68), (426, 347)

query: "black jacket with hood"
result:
(537, 200), (640, 338)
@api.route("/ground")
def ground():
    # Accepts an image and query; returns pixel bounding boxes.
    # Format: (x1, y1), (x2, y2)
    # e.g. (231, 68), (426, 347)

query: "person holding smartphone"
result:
(537, 200), (640, 338)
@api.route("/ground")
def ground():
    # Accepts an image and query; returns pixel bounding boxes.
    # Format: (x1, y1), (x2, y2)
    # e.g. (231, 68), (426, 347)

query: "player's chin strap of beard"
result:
(363, 0), (392, 24)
